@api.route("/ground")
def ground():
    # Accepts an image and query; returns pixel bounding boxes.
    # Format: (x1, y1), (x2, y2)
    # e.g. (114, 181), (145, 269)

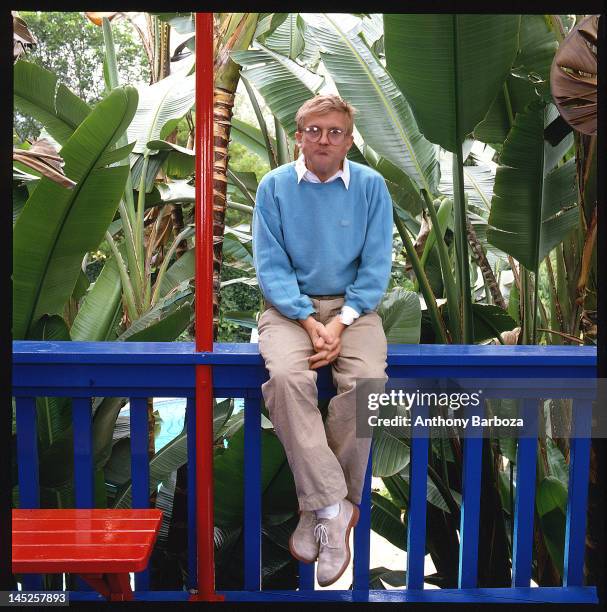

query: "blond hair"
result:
(295, 94), (357, 134)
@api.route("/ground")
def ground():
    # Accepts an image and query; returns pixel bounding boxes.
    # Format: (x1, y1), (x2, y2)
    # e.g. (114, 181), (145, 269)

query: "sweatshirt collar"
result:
(295, 155), (350, 189)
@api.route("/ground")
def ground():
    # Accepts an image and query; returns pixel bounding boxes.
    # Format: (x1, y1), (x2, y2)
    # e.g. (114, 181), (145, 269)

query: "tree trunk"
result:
(211, 86), (236, 340)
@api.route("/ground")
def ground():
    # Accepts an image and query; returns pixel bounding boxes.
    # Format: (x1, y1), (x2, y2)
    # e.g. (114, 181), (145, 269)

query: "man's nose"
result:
(318, 129), (330, 144)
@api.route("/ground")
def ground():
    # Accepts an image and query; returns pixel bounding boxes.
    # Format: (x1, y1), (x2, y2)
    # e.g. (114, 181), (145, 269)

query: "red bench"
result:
(12, 509), (162, 601)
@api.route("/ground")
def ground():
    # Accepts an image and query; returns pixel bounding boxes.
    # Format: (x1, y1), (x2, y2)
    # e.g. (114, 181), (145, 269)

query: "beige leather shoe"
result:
(315, 499), (359, 587)
(288, 510), (319, 563)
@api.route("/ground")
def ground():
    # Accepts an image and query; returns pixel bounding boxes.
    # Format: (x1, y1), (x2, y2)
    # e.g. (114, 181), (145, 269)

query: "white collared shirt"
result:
(295, 155), (359, 324)
(295, 154), (350, 189)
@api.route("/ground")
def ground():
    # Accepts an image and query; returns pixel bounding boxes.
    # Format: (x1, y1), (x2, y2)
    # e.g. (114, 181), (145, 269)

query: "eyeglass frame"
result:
(300, 125), (350, 145)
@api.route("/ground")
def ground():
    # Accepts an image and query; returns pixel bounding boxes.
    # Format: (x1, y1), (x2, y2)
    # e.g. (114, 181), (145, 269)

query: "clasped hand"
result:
(299, 316), (346, 369)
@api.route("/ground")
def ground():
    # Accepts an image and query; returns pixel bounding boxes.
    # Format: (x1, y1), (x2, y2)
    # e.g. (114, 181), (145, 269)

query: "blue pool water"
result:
(121, 397), (245, 452)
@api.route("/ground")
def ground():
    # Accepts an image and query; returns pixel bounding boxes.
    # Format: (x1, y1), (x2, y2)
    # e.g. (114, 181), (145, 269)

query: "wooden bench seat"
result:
(13, 509), (162, 601)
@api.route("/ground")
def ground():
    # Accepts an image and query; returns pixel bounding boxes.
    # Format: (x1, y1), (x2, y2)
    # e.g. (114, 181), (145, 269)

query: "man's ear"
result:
(295, 131), (302, 145)
(345, 133), (354, 153)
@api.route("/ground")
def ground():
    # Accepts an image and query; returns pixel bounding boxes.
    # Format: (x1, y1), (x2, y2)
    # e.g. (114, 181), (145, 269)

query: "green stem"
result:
(427, 463), (460, 524)
(136, 154), (149, 281)
(102, 18), (136, 231)
(453, 145), (473, 343)
(241, 75), (277, 169)
(503, 81), (514, 127)
(422, 191), (461, 343)
(274, 116), (291, 165)
(102, 16), (140, 306)
(393, 210), (448, 343)
(227, 200), (254, 215)
(521, 267), (533, 344)
(150, 226), (195, 306)
(105, 231), (138, 322)
(413, 197), (450, 292)
(227, 168), (256, 207)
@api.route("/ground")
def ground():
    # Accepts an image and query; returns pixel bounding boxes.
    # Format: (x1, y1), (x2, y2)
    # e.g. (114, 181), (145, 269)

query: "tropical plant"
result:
(224, 12), (597, 587)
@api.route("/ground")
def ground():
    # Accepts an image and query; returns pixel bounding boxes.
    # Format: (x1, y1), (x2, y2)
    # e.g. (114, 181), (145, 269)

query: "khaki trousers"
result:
(258, 296), (388, 511)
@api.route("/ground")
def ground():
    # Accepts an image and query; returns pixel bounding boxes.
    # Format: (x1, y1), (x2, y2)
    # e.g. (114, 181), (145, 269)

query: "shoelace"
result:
(314, 522), (329, 547)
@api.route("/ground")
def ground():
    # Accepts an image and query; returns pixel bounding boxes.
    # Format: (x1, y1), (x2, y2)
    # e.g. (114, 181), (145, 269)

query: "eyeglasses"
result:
(302, 126), (347, 145)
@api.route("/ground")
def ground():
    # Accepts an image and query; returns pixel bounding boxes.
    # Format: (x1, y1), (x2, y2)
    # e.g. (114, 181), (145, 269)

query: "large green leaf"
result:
(262, 13), (305, 59)
(117, 287), (193, 342)
(223, 231), (254, 268)
(475, 16), (558, 144)
(254, 13), (290, 42)
(13, 86), (138, 339)
(384, 15), (520, 152)
(92, 397), (127, 470)
(486, 103), (578, 272)
(113, 429), (188, 509)
(231, 118), (276, 164)
(372, 429), (410, 477)
(14, 61), (91, 146)
(158, 249), (195, 298)
(28, 315), (72, 451)
(214, 425), (287, 526)
(71, 255), (123, 341)
(304, 14), (439, 194)
(230, 43), (323, 135)
(377, 287), (421, 344)
(127, 59), (195, 154)
(439, 152), (495, 216)
(370, 491), (408, 551)
(536, 475), (567, 576)
(147, 139), (195, 179)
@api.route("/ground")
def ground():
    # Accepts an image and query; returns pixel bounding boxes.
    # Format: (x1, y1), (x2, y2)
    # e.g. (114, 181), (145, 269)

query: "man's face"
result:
(295, 110), (354, 178)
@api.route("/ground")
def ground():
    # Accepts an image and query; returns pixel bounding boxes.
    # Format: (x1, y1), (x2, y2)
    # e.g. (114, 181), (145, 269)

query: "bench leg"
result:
(80, 573), (133, 601)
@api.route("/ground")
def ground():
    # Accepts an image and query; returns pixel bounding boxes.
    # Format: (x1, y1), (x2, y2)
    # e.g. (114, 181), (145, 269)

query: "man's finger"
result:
(317, 326), (335, 344)
(308, 351), (328, 364)
(310, 359), (330, 369)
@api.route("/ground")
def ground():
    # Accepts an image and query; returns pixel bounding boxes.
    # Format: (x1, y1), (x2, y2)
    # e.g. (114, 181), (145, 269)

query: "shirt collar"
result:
(295, 155), (350, 189)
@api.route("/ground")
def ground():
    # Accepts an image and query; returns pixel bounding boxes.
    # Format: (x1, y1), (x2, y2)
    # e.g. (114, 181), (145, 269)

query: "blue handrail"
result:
(12, 341), (598, 603)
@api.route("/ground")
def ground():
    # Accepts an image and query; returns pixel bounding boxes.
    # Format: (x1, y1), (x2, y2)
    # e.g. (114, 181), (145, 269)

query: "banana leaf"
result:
(377, 287), (422, 344)
(487, 103), (578, 273)
(384, 14), (521, 152)
(13, 86), (138, 339)
(231, 43), (323, 136)
(305, 14), (439, 194)
(14, 60), (91, 146)
(475, 15), (558, 144)
(127, 58), (195, 154)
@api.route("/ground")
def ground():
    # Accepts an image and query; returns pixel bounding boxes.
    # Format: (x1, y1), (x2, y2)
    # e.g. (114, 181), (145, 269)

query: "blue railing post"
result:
(458, 400), (483, 589)
(512, 398), (539, 587)
(72, 397), (94, 594)
(131, 397), (151, 591)
(563, 398), (593, 587)
(186, 397), (198, 591)
(73, 398), (94, 508)
(244, 397), (262, 590)
(407, 401), (429, 590)
(353, 450), (372, 593)
(15, 396), (43, 591)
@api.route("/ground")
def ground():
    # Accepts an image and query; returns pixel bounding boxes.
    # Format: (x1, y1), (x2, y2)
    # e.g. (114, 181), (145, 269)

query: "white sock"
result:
(315, 502), (340, 519)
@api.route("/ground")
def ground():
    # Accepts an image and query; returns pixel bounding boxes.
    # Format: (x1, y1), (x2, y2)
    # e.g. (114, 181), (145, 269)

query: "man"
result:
(252, 94), (393, 586)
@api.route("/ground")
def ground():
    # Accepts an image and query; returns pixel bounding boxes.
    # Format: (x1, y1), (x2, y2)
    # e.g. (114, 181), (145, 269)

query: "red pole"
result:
(191, 12), (224, 602)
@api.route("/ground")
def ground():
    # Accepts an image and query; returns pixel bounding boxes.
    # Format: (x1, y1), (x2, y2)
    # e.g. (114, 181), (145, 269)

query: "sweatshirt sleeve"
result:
(252, 177), (316, 320)
(344, 175), (393, 314)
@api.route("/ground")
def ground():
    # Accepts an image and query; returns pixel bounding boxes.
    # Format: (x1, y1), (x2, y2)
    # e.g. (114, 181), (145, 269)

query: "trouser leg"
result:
(323, 306), (388, 505)
(258, 304), (348, 511)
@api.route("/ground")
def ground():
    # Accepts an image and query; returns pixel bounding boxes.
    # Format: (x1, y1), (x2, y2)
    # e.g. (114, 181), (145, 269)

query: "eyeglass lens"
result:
(304, 126), (345, 144)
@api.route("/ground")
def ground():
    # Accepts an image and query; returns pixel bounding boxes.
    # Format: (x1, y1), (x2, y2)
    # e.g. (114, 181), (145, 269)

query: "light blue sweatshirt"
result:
(252, 160), (393, 320)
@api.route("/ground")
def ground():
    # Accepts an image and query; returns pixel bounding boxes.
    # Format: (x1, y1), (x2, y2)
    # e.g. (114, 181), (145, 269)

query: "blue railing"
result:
(12, 341), (598, 603)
